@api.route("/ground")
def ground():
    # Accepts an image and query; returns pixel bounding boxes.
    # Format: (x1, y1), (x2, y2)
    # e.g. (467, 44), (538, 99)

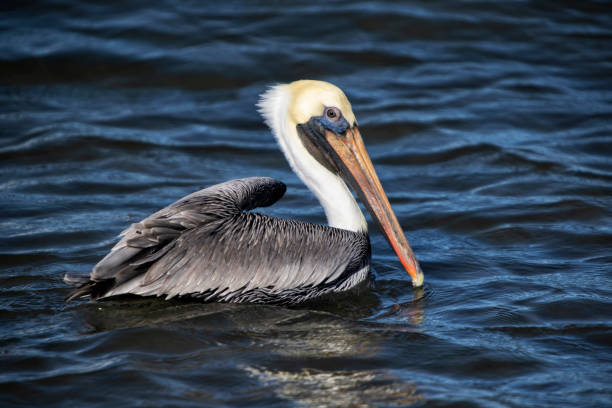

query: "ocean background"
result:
(1, 1), (611, 406)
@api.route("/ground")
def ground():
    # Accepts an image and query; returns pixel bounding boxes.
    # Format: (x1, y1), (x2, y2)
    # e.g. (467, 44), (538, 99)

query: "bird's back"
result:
(65, 177), (371, 304)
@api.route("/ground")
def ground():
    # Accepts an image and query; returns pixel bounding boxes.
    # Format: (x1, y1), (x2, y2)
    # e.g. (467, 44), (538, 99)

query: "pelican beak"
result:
(320, 124), (424, 287)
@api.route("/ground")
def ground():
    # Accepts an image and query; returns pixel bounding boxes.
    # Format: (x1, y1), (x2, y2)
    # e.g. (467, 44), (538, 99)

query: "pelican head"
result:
(259, 80), (424, 287)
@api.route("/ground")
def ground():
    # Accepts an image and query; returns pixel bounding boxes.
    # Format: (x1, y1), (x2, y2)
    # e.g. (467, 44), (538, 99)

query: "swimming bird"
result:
(64, 80), (424, 304)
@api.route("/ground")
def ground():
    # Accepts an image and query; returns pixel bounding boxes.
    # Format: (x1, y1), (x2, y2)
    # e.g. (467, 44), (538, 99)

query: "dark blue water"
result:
(1, 1), (611, 406)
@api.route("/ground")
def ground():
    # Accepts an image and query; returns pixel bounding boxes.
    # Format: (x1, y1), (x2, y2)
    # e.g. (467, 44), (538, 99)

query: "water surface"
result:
(1, 1), (611, 407)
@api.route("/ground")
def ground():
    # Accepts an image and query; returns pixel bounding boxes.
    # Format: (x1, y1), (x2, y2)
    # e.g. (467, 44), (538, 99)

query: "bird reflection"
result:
(73, 289), (427, 406)
(375, 287), (427, 325)
(246, 366), (423, 407)
(244, 288), (427, 406)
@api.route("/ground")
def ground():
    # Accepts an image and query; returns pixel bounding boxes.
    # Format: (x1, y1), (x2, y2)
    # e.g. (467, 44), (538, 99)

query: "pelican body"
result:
(65, 80), (423, 304)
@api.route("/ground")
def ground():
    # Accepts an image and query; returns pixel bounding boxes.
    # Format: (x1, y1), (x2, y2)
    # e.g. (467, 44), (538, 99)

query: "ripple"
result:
(1, 1), (611, 407)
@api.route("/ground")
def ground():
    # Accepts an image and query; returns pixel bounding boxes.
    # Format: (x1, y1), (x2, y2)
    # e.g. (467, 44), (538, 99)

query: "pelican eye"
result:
(325, 107), (341, 121)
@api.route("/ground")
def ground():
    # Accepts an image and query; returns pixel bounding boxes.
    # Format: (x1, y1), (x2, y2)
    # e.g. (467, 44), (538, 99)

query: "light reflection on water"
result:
(1, 0), (611, 407)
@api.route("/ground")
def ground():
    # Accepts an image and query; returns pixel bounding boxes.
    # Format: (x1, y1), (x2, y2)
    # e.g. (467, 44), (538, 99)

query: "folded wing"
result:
(65, 177), (370, 304)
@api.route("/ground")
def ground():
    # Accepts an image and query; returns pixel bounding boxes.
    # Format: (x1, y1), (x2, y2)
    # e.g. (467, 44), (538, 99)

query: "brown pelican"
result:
(64, 80), (424, 304)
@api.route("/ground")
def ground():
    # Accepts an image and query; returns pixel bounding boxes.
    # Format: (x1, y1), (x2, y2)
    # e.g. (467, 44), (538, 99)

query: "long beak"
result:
(323, 125), (424, 287)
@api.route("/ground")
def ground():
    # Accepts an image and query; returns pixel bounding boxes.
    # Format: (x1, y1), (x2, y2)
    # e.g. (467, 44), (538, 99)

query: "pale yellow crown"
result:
(285, 80), (357, 126)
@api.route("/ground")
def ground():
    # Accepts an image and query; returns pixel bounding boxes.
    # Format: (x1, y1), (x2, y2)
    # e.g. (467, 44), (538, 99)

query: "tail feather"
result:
(64, 283), (94, 302)
(63, 273), (114, 302)
(63, 273), (90, 287)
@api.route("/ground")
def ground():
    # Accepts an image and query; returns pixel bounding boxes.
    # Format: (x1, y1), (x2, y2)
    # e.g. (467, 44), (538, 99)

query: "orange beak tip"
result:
(412, 269), (425, 287)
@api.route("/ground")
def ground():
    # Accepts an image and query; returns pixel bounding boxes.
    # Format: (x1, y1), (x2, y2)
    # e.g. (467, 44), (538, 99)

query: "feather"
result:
(65, 177), (371, 304)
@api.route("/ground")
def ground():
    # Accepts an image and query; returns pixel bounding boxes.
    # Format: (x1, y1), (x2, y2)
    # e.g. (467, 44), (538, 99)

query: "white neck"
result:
(259, 86), (367, 233)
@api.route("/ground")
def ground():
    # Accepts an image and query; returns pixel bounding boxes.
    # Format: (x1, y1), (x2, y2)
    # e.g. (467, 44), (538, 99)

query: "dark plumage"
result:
(64, 177), (371, 304)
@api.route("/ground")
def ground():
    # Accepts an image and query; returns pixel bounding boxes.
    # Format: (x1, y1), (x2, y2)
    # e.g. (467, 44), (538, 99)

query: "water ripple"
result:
(1, 1), (611, 407)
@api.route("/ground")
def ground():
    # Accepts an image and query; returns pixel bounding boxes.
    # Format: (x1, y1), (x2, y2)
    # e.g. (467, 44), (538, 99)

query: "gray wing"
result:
(66, 177), (370, 303)
(90, 177), (286, 282)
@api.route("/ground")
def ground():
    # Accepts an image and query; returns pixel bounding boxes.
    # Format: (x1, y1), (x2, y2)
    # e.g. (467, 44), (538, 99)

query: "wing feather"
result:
(67, 177), (371, 304)
(112, 212), (370, 302)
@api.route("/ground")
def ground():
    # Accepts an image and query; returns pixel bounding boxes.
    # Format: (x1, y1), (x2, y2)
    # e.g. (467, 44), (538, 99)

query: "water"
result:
(1, 1), (611, 406)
